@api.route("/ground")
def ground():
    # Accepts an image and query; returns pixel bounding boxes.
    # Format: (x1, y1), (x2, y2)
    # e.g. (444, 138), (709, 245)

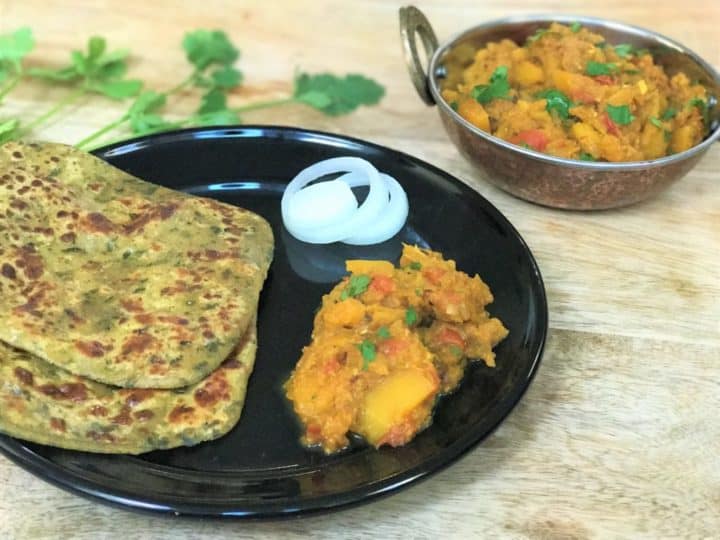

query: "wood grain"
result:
(0, 1), (718, 538)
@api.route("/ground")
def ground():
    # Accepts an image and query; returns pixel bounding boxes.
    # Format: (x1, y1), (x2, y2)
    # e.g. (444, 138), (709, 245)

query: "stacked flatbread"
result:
(0, 142), (273, 454)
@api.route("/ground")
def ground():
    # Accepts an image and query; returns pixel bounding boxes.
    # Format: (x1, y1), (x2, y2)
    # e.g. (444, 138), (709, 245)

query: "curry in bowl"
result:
(440, 22), (710, 162)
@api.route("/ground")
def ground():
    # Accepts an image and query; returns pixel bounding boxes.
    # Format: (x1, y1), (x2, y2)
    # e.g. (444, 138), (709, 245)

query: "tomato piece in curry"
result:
(284, 245), (508, 453)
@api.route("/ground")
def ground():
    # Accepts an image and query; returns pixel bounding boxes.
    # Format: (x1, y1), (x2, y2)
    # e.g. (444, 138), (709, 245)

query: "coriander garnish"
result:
(471, 65), (510, 104)
(586, 61), (618, 76)
(606, 104), (635, 125)
(405, 307), (418, 326)
(358, 340), (376, 370)
(340, 274), (371, 300)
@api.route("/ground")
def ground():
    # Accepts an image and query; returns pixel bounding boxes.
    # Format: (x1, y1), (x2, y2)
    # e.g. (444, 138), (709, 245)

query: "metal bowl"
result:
(399, 6), (720, 210)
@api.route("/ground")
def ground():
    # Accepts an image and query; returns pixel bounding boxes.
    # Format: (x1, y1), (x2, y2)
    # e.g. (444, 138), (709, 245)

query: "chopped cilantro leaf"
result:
(660, 107), (677, 121)
(606, 104), (635, 125)
(579, 152), (596, 161)
(624, 69), (640, 75)
(688, 97), (709, 126)
(340, 274), (371, 300)
(526, 28), (547, 43)
(650, 117), (664, 129)
(449, 344), (463, 357)
(405, 307), (418, 326)
(408, 261), (422, 270)
(595, 41), (607, 49)
(536, 89), (573, 119)
(450, 100), (458, 111)
(377, 326), (391, 339)
(570, 22), (582, 33)
(586, 61), (618, 76)
(614, 44), (634, 58)
(471, 65), (510, 104)
(358, 340), (376, 369)
(688, 97), (707, 110)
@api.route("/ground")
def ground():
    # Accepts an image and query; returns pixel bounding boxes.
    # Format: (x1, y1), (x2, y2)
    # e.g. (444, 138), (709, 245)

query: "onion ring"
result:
(281, 157), (388, 244)
(283, 179), (358, 230)
(339, 172), (409, 245)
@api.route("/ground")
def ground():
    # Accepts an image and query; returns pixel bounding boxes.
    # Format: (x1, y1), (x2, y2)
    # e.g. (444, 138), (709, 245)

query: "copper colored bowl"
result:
(399, 6), (720, 210)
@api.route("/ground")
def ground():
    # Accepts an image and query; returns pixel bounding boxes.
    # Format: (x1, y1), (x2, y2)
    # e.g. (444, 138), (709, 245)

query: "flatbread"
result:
(0, 142), (273, 388)
(0, 323), (257, 454)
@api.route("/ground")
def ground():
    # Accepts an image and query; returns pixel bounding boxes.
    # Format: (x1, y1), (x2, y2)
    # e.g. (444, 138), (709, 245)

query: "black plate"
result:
(0, 126), (547, 518)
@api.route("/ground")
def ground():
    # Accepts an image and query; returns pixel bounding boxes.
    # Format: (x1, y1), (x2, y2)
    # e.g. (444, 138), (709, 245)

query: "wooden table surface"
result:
(1, 1), (718, 538)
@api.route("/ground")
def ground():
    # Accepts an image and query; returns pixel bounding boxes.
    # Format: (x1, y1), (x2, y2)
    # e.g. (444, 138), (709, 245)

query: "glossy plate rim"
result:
(0, 126), (548, 518)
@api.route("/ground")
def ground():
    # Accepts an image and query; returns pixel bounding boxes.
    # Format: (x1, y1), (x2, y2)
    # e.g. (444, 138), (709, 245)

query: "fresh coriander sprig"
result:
(78, 70), (386, 149)
(21, 36), (141, 136)
(293, 72), (384, 115)
(75, 30), (242, 149)
(0, 27), (35, 142)
(0, 27), (35, 103)
(0, 27), (386, 147)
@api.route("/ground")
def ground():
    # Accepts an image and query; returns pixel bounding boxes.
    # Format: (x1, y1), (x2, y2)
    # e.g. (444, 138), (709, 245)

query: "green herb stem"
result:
(75, 113), (129, 149)
(82, 95), (337, 150)
(232, 96), (295, 114)
(0, 73), (22, 102)
(76, 72), (198, 149)
(20, 86), (86, 135)
(165, 70), (200, 96)
(82, 117), (191, 151)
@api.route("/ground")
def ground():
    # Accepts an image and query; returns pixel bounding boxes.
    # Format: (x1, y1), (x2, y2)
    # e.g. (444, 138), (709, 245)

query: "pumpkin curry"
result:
(285, 245), (508, 453)
(441, 22), (710, 162)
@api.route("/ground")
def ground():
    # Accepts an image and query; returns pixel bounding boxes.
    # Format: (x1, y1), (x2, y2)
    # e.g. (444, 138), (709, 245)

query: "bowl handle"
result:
(399, 5), (439, 106)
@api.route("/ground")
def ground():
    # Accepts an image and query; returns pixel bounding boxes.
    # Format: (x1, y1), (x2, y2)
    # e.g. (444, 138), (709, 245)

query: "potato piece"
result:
(457, 98), (491, 132)
(644, 90), (663, 119)
(671, 124), (695, 153)
(571, 122), (602, 156)
(553, 70), (602, 103)
(356, 369), (438, 446)
(321, 298), (365, 327)
(441, 89), (459, 103)
(607, 86), (634, 106)
(513, 61), (544, 87)
(346, 260), (394, 276)
(599, 133), (626, 162)
(510, 47), (528, 62)
(399, 244), (451, 271)
(361, 305), (407, 328)
(640, 122), (667, 159)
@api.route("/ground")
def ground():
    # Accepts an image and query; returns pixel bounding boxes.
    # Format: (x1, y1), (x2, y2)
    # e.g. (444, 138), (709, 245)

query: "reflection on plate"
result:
(0, 126), (547, 518)
(284, 227), (413, 283)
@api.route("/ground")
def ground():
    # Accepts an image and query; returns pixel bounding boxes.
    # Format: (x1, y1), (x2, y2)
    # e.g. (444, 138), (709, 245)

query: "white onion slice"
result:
(281, 157), (389, 244)
(340, 172), (409, 245)
(284, 179), (358, 230)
